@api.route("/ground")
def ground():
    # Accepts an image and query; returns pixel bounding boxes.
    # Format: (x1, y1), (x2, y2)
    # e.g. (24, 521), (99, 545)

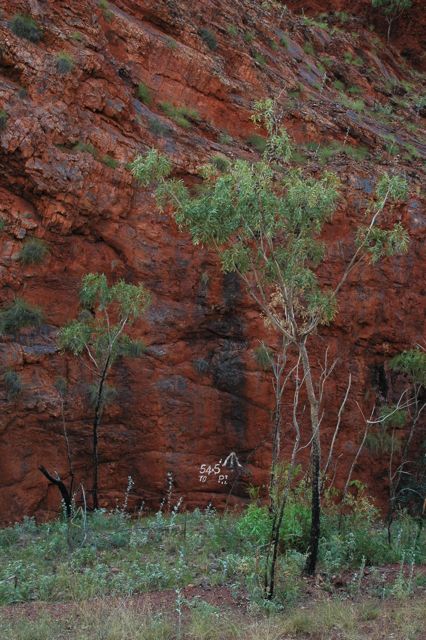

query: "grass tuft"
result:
(19, 238), (49, 265)
(9, 14), (42, 42)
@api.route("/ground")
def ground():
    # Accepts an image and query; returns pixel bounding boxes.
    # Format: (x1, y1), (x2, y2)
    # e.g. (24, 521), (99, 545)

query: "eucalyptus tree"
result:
(371, 0), (412, 42)
(130, 98), (409, 596)
(58, 273), (150, 510)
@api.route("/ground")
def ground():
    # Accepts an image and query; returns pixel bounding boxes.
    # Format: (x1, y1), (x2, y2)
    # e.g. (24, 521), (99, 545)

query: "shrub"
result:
(227, 25), (238, 37)
(303, 42), (315, 56)
(9, 14), (42, 42)
(98, 0), (113, 21)
(210, 155), (230, 172)
(253, 50), (266, 66)
(19, 238), (49, 265)
(246, 133), (267, 153)
(137, 82), (152, 105)
(3, 369), (22, 400)
(0, 218), (5, 231)
(0, 109), (8, 130)
(70, 31), (84, 42)
(147, 117), (170, 137)
(55, 52), (74, 75)
(159, 102), (200, 129)
(341, 96), (365, 112)
(218, 131), (233, 145)
(333, 80), (346, 92)
(101, 154), (119, 168)
(0, 298), (44, 335)
(198, 28), (217, 51)
(73, 141), (97, 156)
(243, 32), (255, 44)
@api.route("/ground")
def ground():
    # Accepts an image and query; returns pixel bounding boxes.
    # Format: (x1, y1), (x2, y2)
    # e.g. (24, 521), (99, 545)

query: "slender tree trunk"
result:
(92, 361), (110, 510)
(39, 466), (72, 518)
(269, 403), (282, 512)
(299, 341), (321, 576)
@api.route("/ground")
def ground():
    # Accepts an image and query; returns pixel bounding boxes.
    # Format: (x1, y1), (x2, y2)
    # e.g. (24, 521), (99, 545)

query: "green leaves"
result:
(58, 320), (92, 355)
(390, 349), (426, 387)
(356, 222), (409, 263)
(375, 173), (408, 206)
(79, 273), (150, 320)
(59, 273), (150, 368)
(130, 150), (172, 187)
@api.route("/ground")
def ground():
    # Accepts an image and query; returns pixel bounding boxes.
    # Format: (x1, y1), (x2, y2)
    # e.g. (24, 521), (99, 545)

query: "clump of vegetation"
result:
(9, 14), (42, 42)
(0, 298), (43, 335)
(3, 369), (22, 401)
(311, 141), (369, 164)
(70, 31), (84, 42)
(340, 95), (365, 112)
(73, 140), (97, 156)
(147, 117), (170, 137)
(159, 102), (200, 129)
(344, 52), (364, 66)
(0, 109), (8, 130)
(218, 131), (233, 145)
(243, 31), (255, 44)
(246, 133), (267, 153)
(19, 238), (49, 265)
(98, 0), (113, 21)
(253, 50), (266, 66)
(198, 28), (217, 51)
(100, 154), (119, 168)
(210, 155), (230, 172)
(303, 41), (315, 56)
(137, 82), (152, 105)
(333, 79), (346, 92)
(227, 24), (238, 37)
(0, 218), (5, 231)
(55, 52), (74, 75)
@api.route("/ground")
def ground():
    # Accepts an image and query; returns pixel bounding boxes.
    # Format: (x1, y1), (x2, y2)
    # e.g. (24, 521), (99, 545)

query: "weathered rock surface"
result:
(0, 0), (424, 523)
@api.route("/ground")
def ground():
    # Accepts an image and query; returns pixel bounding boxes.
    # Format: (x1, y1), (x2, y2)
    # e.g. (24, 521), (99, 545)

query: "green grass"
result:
(218, 131), (233, 145)
(100, 154), (119, 168)
(55, 51), (74, 75)
(333, 79), (346, 92)
(9, 14), (42, 42)
(311, 141), (369, 164)
(0, 487), (423, 608)
(243, 31), (254, 44)
(340, 95), (365, 112)
(19, 238), (49, 265)
(137, 82), (152, 105)
(0, 109), (8, 130)
(0, 298), (44, 335)
(253, 50), (266, 66)
(0, 596), (425, 640)
(198, 28), (217, 51)
(303, 41), (315, 56)
(0, 217), (5, 231)
(159, 102), (200, 129)
(98, 0), (113, 21)
(246, 133), (267, 153)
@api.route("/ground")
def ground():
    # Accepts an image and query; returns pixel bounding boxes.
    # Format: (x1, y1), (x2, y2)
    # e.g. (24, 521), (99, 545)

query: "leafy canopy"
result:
(130, 99), (408, 340)
(58, 273), (150, 368)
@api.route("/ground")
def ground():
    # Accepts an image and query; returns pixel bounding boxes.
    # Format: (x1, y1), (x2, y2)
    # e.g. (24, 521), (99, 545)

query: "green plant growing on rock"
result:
(159, 102), (200, 129)
(55, 52), (74, 75)
(0, 109), (8, 130)
(58, 273), (150, 510)
(198, 28), (217, 51)
(3, 369), (22, 401)
(137, 82), (152, 105)
(98, 0), (113, 22)
(130, 98), (409, 597)
(371, 0), (412, 42)
(19, 238), (49, 265)
(0, 298), (43, 336)
(9, 14), (42, 42)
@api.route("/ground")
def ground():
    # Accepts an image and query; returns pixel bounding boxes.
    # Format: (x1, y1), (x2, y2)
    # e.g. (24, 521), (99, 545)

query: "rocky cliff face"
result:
(0, 0), (424, 523)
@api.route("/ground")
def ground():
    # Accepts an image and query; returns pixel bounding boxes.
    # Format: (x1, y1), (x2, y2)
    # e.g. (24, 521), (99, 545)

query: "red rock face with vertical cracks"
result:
(0, 0), (424, 523)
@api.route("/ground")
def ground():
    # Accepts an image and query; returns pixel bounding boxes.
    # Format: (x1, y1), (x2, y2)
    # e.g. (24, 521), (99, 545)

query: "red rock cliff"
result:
(0, 0), (424, 523)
